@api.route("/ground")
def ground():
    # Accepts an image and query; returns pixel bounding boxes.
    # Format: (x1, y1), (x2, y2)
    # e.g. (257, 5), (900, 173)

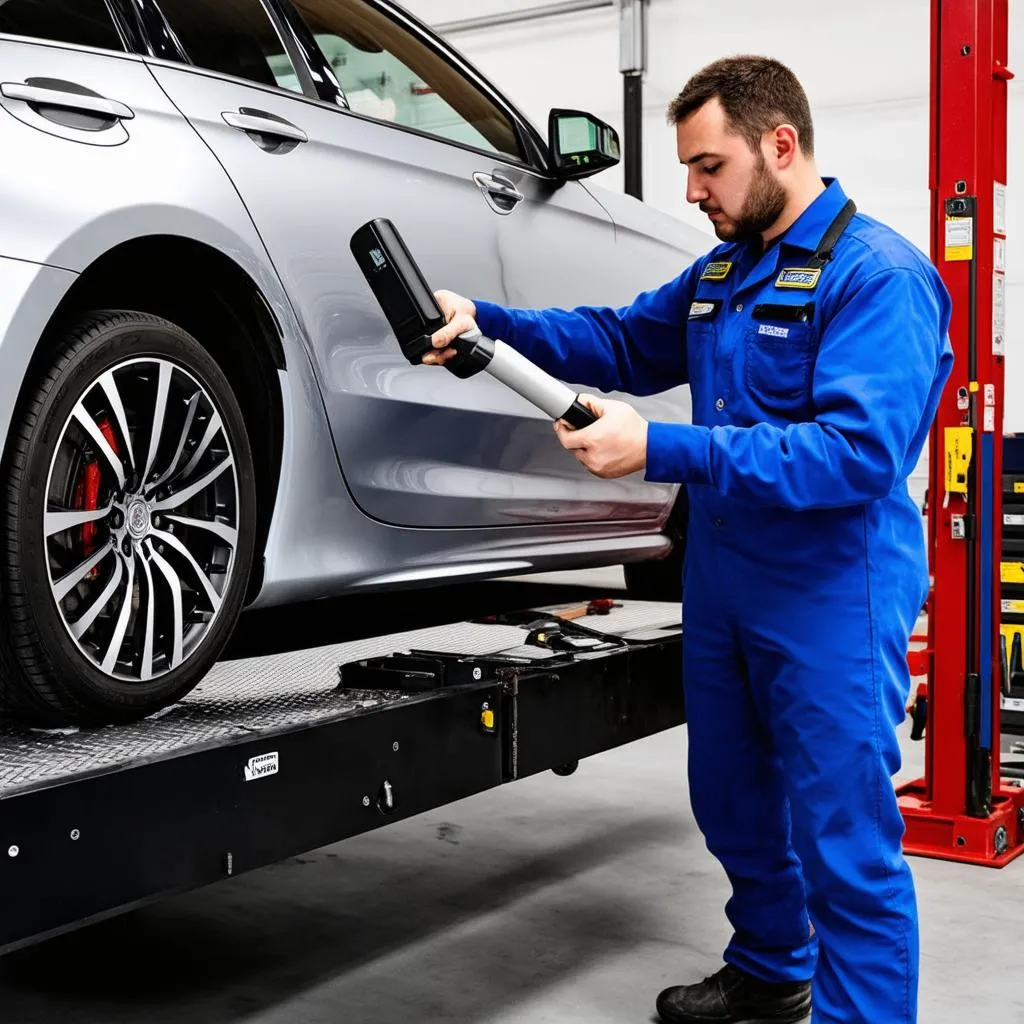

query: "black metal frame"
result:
(1, 616), (683, 954)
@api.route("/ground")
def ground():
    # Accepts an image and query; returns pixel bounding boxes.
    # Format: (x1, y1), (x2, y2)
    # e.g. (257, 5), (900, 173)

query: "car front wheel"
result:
(0, 311), (256, 725)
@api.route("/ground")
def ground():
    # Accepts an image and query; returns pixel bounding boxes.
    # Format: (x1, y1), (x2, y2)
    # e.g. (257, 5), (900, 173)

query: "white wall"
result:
(401, 0), (1023, 495)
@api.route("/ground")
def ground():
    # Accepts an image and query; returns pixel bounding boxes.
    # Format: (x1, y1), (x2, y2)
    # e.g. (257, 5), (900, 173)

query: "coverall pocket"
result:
(744, 323), (817, 412)
(686, 322), (724, 423)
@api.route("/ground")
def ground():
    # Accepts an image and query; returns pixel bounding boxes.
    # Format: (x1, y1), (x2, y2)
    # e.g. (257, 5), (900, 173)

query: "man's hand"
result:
(555, 395), (648, 479)
(424, 290), (476, 366)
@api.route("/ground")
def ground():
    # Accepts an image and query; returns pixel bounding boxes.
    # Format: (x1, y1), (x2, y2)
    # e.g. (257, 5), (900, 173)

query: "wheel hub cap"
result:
(126, 498), (151, 540)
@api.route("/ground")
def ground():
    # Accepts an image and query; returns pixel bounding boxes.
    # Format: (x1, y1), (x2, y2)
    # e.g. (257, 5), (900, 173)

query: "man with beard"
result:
(426, 56), (952, 1024)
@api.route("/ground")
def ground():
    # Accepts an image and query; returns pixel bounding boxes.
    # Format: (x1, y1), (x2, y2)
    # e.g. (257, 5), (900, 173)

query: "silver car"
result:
(0, 0), (703, 725)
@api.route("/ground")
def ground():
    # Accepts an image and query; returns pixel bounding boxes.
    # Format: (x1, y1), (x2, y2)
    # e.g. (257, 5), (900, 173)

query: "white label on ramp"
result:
(244, 751), (279, 782)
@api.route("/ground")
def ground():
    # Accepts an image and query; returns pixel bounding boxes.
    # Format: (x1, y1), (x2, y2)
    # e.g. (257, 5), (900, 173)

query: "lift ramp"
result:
(0, 598), (684, 954)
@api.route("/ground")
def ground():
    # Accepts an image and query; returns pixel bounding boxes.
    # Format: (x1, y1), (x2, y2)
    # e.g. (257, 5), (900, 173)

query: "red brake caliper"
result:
(74, 418), (119, 566)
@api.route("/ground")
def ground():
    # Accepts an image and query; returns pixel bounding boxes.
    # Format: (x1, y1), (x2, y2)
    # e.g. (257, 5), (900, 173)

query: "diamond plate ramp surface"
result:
(0, 603), (681, 796)
(0, 621), (531, 796)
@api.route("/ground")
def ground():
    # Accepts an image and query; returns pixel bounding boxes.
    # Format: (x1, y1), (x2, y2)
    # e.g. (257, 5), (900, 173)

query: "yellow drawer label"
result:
(1003, 599), (1024, 614)
(1016, 482), (1024, 493)
(1002, 562), (1024, 584)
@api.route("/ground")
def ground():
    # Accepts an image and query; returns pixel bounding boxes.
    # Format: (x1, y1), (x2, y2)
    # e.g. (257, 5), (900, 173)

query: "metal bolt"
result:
(70, 829), (80, 841)
(362, 796), (370, 807)
(961, 44), (971, 56)
(473, 667), (482, 680)
(995, 826), (1008, 855)
(7, 845), (18, 858)
(392, 741), (400, 752)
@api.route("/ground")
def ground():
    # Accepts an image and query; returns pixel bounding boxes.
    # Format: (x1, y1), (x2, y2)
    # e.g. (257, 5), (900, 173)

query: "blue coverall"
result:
(474, 179), (953, 1023)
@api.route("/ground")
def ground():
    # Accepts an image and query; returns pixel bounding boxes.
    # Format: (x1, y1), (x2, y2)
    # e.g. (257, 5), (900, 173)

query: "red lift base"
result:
(897, 780), (1024, 867)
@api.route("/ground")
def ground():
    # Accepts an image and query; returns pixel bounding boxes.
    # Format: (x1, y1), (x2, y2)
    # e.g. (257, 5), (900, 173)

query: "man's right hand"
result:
(425, 290), (477, 366)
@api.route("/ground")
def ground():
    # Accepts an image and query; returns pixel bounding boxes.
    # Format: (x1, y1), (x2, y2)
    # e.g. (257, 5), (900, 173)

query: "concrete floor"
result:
(1, 569), (1023, 1023)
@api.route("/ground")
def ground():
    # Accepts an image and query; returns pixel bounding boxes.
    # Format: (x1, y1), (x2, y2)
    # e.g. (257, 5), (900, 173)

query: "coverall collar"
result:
(776, 177), (849, 255)
(732, 177), (848, 296)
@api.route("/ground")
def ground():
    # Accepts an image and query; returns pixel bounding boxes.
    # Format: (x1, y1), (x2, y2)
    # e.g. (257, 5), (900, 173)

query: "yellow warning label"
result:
(1003, 599), (1024, 614)
(944, 426), (972, 494)
(945, 215), (974, 262)
(1015, 482), (1024, 494)
(1001, 562), (1024, 584)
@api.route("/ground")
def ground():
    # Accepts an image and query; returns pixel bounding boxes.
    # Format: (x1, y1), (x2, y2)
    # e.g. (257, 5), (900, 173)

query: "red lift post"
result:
(896, 0), (1022, 865)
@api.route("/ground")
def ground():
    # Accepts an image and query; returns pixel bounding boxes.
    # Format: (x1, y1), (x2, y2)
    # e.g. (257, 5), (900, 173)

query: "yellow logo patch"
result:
(776, 267), (821, 290)
(700, 261), (733, 281)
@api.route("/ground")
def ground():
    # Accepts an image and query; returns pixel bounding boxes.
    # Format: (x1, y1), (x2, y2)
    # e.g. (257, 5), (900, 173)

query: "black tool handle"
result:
(561, 399), (598, 430)
(910, 693), (928, 741)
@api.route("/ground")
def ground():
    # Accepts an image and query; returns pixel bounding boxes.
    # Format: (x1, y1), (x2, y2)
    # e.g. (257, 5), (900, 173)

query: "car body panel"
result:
(0, 0), (704, 617)
(143, 52), (681, 531)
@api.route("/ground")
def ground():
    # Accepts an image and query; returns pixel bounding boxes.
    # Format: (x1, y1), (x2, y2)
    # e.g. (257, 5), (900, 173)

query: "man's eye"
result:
(704, 163), (722, 175)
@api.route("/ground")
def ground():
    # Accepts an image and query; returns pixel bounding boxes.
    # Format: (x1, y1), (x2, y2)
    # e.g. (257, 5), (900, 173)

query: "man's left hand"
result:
(554, 395), (648, 479)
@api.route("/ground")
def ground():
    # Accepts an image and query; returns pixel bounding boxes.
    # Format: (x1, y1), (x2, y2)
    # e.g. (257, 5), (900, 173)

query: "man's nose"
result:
(686, 174), (708, 205)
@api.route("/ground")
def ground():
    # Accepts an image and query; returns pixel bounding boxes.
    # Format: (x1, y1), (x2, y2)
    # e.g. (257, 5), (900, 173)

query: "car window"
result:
(155, 0), (304, 94)
(0, 0), (125, 51)
(290, 0), (524, 161)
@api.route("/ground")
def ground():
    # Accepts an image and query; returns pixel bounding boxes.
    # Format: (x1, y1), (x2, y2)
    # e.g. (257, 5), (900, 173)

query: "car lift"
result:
(896, 0), (1024, 866)
(0, 598), (684, 954)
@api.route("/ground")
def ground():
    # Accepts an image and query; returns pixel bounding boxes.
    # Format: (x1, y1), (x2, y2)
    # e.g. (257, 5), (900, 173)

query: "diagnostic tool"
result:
(350, 218), (597, 430)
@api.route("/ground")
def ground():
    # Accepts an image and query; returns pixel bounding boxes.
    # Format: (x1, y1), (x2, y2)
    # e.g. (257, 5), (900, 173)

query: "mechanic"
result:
(425, 56), (953, 1024)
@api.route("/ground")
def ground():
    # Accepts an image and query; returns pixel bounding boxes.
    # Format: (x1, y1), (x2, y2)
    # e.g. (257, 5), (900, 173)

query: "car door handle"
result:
(473, 171), (524, 214)
(222, 109), (308, 144)
(0, 81), (134, 120)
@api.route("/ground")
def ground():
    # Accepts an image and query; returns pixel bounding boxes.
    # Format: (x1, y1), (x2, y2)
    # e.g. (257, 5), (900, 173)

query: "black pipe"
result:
(956, 193), (992, 818)
(623, 72), (642, 200)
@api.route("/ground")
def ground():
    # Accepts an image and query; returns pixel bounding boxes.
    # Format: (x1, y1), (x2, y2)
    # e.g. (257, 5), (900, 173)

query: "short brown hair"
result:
(666, 56), (814, 156)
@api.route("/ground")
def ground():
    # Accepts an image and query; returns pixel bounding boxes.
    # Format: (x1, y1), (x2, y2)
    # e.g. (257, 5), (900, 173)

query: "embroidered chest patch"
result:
(758, 323), (790, 338)
(776, 267), (821, 289)
(700, 261), (733, 282)
(689, 300), (719, 319)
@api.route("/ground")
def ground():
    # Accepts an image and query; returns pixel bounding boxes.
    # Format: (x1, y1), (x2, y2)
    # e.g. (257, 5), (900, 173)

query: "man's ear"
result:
(771, 124), (800, 170)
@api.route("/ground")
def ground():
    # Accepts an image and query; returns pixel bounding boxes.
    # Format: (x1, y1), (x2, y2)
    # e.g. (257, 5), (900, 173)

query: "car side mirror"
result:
(548, 108), (621, 180)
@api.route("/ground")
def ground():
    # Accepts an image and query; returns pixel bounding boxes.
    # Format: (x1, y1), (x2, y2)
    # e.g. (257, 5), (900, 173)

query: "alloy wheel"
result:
(43, 357), (240, 682)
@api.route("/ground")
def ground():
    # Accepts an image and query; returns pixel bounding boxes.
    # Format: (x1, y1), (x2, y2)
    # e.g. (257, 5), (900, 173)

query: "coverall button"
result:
(715, 518), (723, 527)
(735, 303), (743, 312)
(715, 398), (725, 411)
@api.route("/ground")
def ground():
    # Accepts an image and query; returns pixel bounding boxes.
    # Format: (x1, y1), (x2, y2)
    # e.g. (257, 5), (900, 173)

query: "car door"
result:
(0, 0), (190, 264)
(139, 0), (631, 530)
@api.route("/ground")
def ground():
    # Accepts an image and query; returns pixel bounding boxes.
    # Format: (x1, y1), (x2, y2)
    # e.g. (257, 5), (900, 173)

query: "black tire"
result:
(0, 311), (256, 726)
(623, 551), (683, 602)
(623, 488), (688, 602)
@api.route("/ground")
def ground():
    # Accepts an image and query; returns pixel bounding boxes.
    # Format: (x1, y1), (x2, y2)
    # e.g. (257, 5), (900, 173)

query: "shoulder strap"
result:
(807, 199), (857, 269)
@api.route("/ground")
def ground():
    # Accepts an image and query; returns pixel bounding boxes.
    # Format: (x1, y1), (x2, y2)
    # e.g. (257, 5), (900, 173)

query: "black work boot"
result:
(656, 963), (811, 1023)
